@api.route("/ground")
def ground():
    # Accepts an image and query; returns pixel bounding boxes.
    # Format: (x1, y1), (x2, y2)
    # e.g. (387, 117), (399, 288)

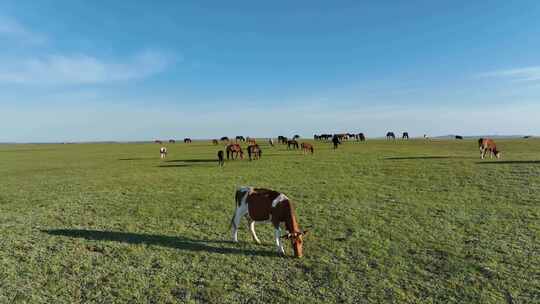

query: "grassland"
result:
(0, 138), (538, 303)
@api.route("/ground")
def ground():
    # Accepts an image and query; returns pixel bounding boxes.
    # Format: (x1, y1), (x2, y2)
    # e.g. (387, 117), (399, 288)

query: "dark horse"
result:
(402, 132), (409, 140)
(287, 140), (299, 149)
(358, 133), (366, 142)
(226, 144), (244, 160)
(247, 144), (262, 160)
(386, 132), (396, 140)
(184, 138), (192, 143)
(217, 150), (225, 166)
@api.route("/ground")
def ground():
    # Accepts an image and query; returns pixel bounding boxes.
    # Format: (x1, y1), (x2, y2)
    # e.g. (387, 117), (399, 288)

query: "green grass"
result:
(0, 139), (539, 303)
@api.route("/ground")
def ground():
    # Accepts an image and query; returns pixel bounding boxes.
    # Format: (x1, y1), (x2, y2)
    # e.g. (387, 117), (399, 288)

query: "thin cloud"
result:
(0, 16), (46, 44)
(0, 50), (174, 85)
(479, 66), (540, 82)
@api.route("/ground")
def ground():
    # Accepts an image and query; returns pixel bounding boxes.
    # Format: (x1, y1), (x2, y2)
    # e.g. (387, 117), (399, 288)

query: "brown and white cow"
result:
(231, 187), (308, 257)
(478, 138), (501, 159)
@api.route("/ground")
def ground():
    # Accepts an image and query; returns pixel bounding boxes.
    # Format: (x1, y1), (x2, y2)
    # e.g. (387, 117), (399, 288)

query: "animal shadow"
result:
(476, 160), (540, 165)
(43, 229), (276, 257)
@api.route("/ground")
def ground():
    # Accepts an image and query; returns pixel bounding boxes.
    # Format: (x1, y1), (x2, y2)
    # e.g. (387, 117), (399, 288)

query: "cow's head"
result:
(283, 230), (309, 258)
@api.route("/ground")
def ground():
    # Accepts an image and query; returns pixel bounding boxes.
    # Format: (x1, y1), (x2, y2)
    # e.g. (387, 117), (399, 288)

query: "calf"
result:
(478, 138), (501, 159)
(231, 187), (308, 257)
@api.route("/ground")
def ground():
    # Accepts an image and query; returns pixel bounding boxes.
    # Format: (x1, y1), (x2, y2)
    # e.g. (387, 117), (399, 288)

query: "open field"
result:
(0, 139), (539, 303)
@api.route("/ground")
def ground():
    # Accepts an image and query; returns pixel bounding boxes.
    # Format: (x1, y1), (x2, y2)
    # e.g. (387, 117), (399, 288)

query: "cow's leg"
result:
(247, 219), (261, 244)
(274, 227), (285, 255)
(231, 203), (248, 242)
(480, 147), (484, 159)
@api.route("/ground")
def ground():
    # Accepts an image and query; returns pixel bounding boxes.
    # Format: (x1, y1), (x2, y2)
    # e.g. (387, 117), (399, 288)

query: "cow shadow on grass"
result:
(43, 229), (277, 257)
(476, 160), (540, 165)
(118, 157), (155, 161)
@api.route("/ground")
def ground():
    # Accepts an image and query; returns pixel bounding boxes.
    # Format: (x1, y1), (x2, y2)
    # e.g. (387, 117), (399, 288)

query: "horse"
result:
(184, 138), (192, 143)
(402, 132), (409, 140)
(455, 135), (464, 140)
(231, 187), (309, 257)
(220, 136), (229, 142)
(358, 133), (366, 142)
(217, 150), (225, 166)
(159, 147), (167, 159)
(332, 135), (341, 149)
(386, 132), (396, 140)
(235, 136), (245, 142)
(247, 138), (257, 145)
(301, 143), (314, 155)
(478, 138), (501, 159)
(226, 144), (244, 160)
(277, 136), (288, 144)
(268, 138), (274, 147)
(212, 139), (219, 145)
(169, 139), (176, 143)
(247, 144), (262, 160)
(287, 140), (299, 150)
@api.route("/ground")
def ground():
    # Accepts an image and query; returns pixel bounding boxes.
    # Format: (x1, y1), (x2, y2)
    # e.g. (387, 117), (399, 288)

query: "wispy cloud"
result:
(479, 66), (540, 82)
(0, 16), (46, 44)
(0, 50), (174, 85)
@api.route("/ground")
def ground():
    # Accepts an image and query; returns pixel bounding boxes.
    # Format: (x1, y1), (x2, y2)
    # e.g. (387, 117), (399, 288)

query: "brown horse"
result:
(301, 143), (314, 155)
(226, 144), (244, 160)
(478, 138), (501, 159)
(247, 138), (257, 145)
(247, 144), (262, 160)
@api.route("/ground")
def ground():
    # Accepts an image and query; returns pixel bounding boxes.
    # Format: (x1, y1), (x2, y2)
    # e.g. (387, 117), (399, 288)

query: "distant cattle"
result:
(455, 135), (464, 140)
(226, 144), (244, 160)
(220, 136), (229, 142)
(301, 143), (314, 155)
(247, 144), (262, 161)
(386, 132), (396, 140)
(287, 140), (299, 150)
(268, 138), (274, 147)
(402, 132), (409, 140)
(217, 150), (225, 167)
(212, 139), (219, 145)
(358, 133), (366, 142)
(278, 136), (288, 144)
(293, 135), (301, 139)
(155, 140), (163, 144)
(169, 139), (176, 143)
(231, 187), (309, 257)
(159, 147), (167, 159)
(236, 136), (245, 142)
(184, 138), (192, 143)
(478, 138), (501, 159)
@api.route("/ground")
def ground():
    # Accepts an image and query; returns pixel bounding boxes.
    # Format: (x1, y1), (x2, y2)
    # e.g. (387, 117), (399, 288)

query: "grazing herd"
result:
(149, 134), (506, 257)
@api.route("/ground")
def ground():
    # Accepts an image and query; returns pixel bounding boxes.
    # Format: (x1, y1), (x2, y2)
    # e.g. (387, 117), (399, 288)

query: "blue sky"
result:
(1, 0), (539, 142)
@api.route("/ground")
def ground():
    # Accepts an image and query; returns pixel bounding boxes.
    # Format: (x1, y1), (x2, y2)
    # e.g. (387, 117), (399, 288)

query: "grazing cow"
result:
(236, 136), (245, 142)
(226, 144), (244, 160)
(217, 150), (225, 166)
(184, 138), (192, 143)
(159, 147), (167, 159)
(169, 139), (176, 143)
(402, 132), (409, 140)
(358, 133), (366, 142)
(247, 144), (262, 160)
(212, 139), (219, 145)
(332, 134), (341, 149)
(478, 138), (501, 159)
(455, 135), (464, 140)
(386, 132), (396, 140)
(231, 187), (309, 257)
(301, 143), (314, 155)
(287, 140), (299, 149)
(268, 138), (274, 147)
(220, 136), (229, 142)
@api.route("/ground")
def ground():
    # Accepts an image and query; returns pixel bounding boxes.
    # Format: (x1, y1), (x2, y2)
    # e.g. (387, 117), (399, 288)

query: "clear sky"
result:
(1, 0), (539, 142)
